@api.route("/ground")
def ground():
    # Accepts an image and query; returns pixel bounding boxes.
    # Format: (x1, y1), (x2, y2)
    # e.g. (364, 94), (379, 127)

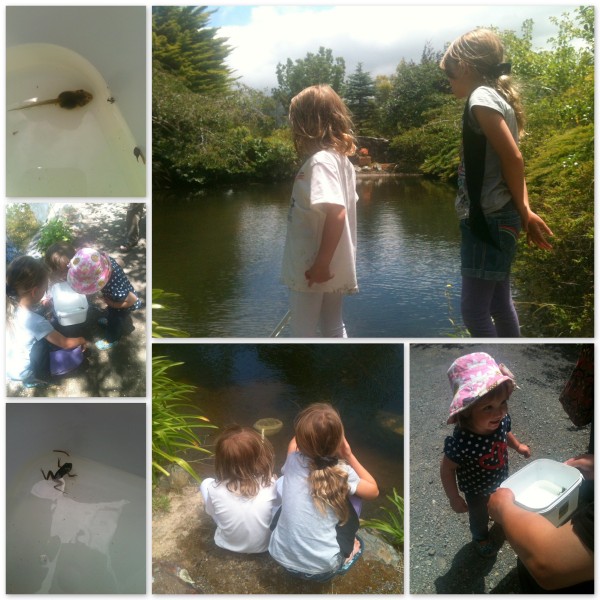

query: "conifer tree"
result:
(152, 6), (234, 95)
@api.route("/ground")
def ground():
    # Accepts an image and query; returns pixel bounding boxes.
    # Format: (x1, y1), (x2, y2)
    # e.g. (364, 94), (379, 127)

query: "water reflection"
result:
(157, 343), (404, 518)
(153, 176), (462, 337)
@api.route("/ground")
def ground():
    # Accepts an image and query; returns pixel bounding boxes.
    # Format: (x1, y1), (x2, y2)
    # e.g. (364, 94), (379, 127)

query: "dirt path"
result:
(152, 483), (403, 594)
(7, 202), (147, 398)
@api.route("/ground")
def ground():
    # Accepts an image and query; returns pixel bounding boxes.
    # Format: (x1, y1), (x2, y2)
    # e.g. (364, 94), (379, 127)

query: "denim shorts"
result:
(460, 203), (522, 281)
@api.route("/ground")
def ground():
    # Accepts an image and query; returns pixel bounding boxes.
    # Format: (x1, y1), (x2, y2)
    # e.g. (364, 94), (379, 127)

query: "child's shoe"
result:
(95, 339), (118, 350)
(23, 379), (48, 389)
(474, 538), (497, 557)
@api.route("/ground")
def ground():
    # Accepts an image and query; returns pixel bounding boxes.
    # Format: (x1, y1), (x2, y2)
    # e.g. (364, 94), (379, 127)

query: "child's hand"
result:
(526, 212), (553, 250)
(517, 443), (531, 458)
(337, 436), (353, 461)
(449, 495), (469, 513)
(305, 263), (334, 287)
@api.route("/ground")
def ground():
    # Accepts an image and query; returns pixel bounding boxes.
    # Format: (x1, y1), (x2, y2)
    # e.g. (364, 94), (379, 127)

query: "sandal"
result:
(474, 539), (497, 557)
(339, 535), (364, 573)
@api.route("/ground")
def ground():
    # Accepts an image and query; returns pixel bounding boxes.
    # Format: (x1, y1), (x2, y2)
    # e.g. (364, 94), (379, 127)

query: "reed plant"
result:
(152, 355), (216, 483)
(361, 488), (404, 548)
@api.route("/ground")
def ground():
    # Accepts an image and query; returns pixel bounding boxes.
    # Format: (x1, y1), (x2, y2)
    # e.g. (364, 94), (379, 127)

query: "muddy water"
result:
(157, 343), (404, 519)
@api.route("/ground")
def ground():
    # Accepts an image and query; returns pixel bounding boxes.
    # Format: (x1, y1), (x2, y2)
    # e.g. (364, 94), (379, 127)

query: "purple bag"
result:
(50, 346), (85, 376)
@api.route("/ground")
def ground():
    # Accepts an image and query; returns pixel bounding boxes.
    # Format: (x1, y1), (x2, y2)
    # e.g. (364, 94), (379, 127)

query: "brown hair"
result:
(6, 255), (48, 320)
(214, 425), (275, 498)
(440, 28), (525, 135)
(294, 402), (350, 524)
(289, 84), (356, 158)
(456, 380), (513, 431)
(45, 241), (76, 274)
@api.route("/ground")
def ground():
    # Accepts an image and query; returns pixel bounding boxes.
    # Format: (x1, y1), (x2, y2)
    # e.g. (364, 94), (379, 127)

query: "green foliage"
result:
(152, 355), (217, 484)
(274, 46), (345, 109)
(153, 66), (297, 188)
(6, 204), (39, 251)
(36, 218), (74, 255)
(515, 125), (593, 337)
(361, 488), (404, 547)
(152, 6), (234, 95)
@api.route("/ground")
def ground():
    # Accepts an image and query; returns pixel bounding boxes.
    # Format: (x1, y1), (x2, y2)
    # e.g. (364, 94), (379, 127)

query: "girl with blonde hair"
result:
(200, 425), (279, 553)
(440, 28), (553, 336)
(281, 84), (359, 337)
(269, 403), (379, 581)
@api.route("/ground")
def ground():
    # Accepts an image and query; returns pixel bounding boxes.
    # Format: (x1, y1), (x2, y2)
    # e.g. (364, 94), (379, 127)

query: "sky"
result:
(206, 4), (581, 91)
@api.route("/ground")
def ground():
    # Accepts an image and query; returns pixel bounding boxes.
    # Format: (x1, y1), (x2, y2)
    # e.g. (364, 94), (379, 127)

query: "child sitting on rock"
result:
(67, 247), (142, 350)
(200, 425), (279, 553)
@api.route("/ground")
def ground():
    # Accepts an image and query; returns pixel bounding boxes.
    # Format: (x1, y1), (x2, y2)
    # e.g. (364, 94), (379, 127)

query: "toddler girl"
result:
(281, 84), (359, 337)
(67, 247), (141, 350)
(269, 403), (379, 581)
(6, 255), (87, 387)
(200, 425), (278, 553)
(45, 241), (76, 284)
(440, 352), (531, 556)
(440, 29), (552, 336)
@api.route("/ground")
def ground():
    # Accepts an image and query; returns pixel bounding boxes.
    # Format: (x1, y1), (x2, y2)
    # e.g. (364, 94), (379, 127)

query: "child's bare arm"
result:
(440, 455), (468, 513)
(507, 432), (531, 457)
(338, 437), (379, 499)
(305, 203), (346, 287)
(103, 291), (138, 309)
(472, 106), (552, 250)
(46, 330), (87, 350)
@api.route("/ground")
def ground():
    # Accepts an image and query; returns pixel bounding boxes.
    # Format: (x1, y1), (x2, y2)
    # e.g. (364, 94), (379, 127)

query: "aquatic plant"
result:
(152, 355), (216, 484)
(361, 488), (404, 547)
(152, 289), (190, 337)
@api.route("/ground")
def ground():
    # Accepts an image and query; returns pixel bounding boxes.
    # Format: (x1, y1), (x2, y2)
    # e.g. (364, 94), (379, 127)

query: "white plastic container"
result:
(52, 281), (88, 325)
(501, 458), (583, 526)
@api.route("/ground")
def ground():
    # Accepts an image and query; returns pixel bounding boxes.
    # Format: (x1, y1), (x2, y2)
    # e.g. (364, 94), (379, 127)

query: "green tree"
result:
(379, 43), (449, 136)
(274, 46), (345, 109)
(343, 63), (376, 134)
(152, 6), (234, 95)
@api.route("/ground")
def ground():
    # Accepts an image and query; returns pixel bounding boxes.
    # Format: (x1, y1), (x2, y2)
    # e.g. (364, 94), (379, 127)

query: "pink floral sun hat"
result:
(67, 248), (111, 295)
(447, 352), (516, 424)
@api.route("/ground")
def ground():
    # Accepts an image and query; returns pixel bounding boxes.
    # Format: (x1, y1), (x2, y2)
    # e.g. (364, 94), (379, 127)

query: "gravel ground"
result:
(6, 202), (147, 398)
(409, 343), (591, 594)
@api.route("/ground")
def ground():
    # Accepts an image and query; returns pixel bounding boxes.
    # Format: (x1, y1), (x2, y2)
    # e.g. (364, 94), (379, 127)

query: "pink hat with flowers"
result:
(447, 352), (516, 424)
(67, 247), (111, 295)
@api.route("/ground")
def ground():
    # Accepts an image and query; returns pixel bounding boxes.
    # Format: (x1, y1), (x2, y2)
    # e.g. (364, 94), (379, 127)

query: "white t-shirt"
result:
(281, 149), (359, 294)
(456, 85), (520, 219)
(268, 451), (360, 574)
(6, 306), (54, 381)
(200, 477), (279, 553)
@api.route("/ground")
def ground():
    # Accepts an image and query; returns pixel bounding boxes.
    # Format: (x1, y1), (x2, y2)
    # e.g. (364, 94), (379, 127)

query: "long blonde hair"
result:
(289, 84), (356, 158)
(294, 403), (351, 524)
(440, 28), (525, 135)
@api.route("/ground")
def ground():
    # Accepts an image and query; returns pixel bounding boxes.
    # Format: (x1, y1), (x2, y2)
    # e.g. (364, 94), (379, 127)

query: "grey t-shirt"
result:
(268, 451), (360, 574)
(456, 86), (519, 219)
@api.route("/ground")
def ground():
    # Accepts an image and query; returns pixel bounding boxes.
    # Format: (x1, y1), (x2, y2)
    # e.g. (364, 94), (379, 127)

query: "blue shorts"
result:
(460, 203), (522, 281)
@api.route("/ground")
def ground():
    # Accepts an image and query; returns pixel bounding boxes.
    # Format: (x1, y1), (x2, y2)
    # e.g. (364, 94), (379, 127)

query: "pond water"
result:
(153, 176), (462, 337)
(156, 343), (404, 520)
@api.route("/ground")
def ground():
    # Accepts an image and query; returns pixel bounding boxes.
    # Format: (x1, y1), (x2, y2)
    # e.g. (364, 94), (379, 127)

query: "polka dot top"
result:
(444, 414), (511, 495)
(102, 257), (142, 311)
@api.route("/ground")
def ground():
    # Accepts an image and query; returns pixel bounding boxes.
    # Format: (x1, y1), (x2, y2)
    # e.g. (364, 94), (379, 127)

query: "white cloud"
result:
(213, 4), (575, 91)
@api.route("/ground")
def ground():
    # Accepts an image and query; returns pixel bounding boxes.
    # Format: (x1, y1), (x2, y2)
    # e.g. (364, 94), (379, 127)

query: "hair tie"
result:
(491, 62), (512, 77)
(314, 455), (338, 470)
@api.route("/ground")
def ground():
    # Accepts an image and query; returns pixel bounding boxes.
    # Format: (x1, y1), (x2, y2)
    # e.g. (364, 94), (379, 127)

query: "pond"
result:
(153, 176), (463, 337)
(155, 343), (404, 520)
